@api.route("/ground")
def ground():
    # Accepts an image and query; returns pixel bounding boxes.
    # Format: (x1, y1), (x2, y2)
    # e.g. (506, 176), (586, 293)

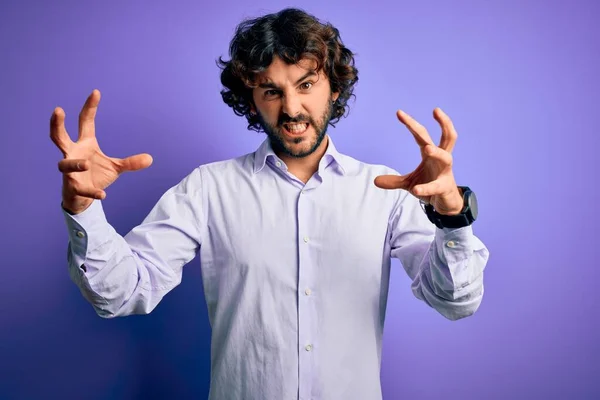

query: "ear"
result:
(332, 92), (340, 102)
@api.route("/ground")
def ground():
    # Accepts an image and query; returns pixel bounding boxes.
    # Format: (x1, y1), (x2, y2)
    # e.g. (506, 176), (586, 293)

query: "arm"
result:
(62, 168), (205, 318)
(374, 108), (490, 320)
(389, 190), (489, 320)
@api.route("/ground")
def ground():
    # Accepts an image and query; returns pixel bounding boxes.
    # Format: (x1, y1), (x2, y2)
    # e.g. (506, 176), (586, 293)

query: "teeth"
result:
(286, 123), (308, 133)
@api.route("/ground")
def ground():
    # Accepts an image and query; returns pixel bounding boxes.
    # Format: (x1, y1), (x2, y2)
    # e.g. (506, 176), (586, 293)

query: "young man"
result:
(51, 8), (489, 400)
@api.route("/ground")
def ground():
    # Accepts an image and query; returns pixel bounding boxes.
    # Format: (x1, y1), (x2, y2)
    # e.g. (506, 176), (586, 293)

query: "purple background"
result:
(1, 0), (598, 399)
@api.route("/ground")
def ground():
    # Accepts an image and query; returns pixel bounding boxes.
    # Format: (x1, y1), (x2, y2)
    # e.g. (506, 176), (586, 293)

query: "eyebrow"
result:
(258, 70), (317, 90)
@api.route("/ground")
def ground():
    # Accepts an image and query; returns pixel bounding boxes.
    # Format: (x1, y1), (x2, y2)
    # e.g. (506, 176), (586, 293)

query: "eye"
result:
(300, 82), (313, 90)
(264, 89), (280, 98)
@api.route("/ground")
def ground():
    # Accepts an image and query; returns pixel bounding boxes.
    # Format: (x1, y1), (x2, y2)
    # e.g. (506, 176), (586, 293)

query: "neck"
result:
(276, 135), (330, 183)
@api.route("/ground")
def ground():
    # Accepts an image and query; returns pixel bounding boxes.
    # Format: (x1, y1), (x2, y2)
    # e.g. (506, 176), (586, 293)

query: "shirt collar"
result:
(252, 135), (348, 175)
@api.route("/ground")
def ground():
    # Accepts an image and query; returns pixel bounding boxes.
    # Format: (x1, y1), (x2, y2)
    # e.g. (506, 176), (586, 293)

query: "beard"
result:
(257, 96), (334, 158)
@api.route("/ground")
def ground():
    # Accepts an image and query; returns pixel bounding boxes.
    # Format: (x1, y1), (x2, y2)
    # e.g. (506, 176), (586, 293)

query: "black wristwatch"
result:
(422, 186), (478, 229)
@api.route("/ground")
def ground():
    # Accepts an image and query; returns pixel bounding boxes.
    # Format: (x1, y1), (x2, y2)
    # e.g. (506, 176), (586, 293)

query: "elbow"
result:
(92, 298), (156, 319)
(92, 304), (153, 319)
(442, 298), (482, 321)
(88, 300), (126, 319)
(93, 289), (160, 318)
(94, 307), (119, 319)
(413, 277), (485, 321)
(441, 286), (484, 321)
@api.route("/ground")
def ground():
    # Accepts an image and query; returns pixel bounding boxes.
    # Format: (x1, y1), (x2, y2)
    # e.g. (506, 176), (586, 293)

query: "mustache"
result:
(278, 114), (311, 126)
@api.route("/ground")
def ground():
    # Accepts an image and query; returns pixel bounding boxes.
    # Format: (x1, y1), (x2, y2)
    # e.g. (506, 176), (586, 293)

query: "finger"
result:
(412, 180), (446, 197)
(433, 108), (458, 153)
(114, 153), (153, 173)
(74, 186), (106, 200)
(397, 110), (435, 148)
(374, 174), (409, 190)
(423, 144), (453, 167)
(78, 89), (101, 141)
(50, 107), (72, 155)
(58, 159), (90, 173)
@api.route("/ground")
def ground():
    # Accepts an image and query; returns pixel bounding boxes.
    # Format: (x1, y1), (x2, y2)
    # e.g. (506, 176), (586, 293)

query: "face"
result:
(251, 57), (339, 158)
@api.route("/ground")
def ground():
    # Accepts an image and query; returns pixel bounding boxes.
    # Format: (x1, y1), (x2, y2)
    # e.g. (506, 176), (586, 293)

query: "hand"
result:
(50, 89), (153, 214)
(374, 108), (464, 216)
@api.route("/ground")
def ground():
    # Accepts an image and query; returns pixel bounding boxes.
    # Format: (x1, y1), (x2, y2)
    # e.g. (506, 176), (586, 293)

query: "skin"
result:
(51, 58), (463, 216)
(374, 108), (464, 215)
(250, 56), (464, 215)
(250, 56), (339, 183)
(50, 90), (152, 214)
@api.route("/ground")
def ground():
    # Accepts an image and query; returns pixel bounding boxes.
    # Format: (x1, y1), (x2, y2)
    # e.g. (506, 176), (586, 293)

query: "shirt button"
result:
(305, 288), (311, 296)
(301, 190), (306, 194)
(446, 240), (456, 248)
(303, 236), (309, 243)
(305, 344), (312, 352)
(275, 161), (282, 168)
(76, 231), (85, 238)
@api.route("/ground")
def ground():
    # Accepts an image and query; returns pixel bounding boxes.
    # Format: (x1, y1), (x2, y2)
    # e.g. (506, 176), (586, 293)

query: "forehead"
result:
(256, 57), (322, 85)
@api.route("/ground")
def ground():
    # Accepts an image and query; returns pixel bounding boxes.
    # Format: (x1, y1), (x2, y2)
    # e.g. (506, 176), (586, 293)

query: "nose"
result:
(281, 92), (302, 119)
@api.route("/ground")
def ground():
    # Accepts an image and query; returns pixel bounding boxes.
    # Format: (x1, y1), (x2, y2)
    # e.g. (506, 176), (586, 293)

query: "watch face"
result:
(468, 191), (479, 220)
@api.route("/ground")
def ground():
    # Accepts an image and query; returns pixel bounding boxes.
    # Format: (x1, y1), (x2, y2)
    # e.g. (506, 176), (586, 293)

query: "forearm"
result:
(63, 167), (204, 318)
(410, 226), (489, 320)
(64, 200), (182, 318)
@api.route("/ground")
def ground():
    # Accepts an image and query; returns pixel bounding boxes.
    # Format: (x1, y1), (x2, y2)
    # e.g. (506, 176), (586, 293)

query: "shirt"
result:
(62, 136), (489, 400)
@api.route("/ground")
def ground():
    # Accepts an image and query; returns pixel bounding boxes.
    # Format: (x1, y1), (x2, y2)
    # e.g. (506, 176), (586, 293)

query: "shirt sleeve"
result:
(388, 190), (490, 321)
(62, 167), (205, 318)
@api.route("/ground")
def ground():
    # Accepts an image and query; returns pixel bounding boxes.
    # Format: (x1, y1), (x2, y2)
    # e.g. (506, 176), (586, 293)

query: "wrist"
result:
(423, 186), (478, 229)
(437, 188), (465, 216)
(62, 193), (94, 215)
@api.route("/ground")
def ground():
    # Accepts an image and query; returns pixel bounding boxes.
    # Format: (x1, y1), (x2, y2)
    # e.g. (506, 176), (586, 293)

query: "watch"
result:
(422, 186), (478, 229)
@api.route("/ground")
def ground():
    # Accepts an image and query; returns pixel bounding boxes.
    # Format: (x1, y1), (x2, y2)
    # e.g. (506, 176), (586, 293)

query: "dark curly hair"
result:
(217, 8), (359, 132)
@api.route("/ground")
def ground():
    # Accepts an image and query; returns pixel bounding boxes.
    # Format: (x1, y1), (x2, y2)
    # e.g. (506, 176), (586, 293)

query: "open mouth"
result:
(282, 122), (309, 135)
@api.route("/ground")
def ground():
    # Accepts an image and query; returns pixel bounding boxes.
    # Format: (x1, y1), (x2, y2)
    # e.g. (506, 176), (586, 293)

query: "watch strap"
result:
(423, 186), (475, 229)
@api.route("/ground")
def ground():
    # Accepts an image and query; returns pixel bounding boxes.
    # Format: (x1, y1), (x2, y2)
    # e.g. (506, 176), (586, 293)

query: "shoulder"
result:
(337, 152), (401, 180)
(197, 152), (253, 178)
(336, 152), (413, 209)
(176, 152), (255, 190)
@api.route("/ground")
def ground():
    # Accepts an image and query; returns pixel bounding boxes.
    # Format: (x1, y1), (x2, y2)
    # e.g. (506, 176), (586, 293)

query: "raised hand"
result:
(374, 108), (464, 216)
(50, 89), (153, 214)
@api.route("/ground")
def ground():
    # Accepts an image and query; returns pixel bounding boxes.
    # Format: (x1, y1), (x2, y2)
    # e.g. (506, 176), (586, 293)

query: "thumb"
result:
(374, 174), (408, 190)
(117, 153), (153, 172)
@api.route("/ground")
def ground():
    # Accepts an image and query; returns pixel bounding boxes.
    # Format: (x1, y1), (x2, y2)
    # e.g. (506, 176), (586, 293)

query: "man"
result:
(51, 8), (489, 400)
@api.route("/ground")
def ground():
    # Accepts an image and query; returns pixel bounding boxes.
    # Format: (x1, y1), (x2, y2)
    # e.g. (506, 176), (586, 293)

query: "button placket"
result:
(297, 183), (315, 399)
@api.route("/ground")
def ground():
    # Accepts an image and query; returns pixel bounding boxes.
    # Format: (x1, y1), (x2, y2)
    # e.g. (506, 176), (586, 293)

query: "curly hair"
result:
(217, 8), (359, 132)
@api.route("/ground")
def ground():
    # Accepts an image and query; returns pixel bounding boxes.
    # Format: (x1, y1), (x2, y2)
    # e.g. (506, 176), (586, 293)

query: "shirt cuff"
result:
(434, 225), (474, 265)
(62, 199), (114, 269)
